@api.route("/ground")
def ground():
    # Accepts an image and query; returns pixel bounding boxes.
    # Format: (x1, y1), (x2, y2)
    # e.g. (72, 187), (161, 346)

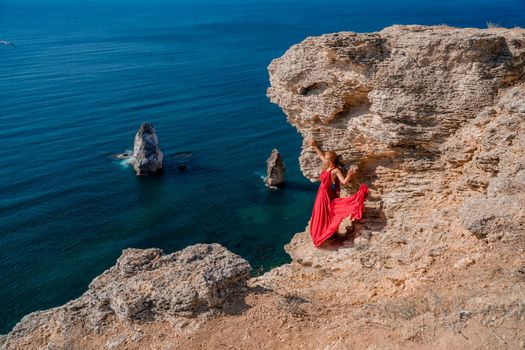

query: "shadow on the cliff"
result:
(220, 285), (272, 316)
(248, 285), (274, 295)
(220, 294), (250, 316)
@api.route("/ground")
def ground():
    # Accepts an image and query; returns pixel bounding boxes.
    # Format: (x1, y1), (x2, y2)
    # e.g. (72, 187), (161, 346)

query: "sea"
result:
(0, 0), (523, 334)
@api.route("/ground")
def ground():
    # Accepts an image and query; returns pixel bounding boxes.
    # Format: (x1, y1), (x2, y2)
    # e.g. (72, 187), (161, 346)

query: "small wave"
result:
(172, 151), (193, 159)
(111, 149), (133, 169)
(119, 157), (133, 169)
(258, 172), (278, 190)
(111, 149), (132, 160)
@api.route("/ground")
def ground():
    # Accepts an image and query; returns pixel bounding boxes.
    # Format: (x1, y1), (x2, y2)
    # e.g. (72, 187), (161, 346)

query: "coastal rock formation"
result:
(2, 25), (525, 349)
(266, 148), (286, 187)
(267, 24), (525, 241)
(131, 122), (164, 175)
(263, 24), (525, 348)
(0, 244), (251, 349)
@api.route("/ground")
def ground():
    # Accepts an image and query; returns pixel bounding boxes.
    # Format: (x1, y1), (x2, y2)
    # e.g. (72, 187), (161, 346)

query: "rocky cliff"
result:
(268, 23), (525, 248)
(2, 25), (524, 349)
(265, 24), (525, 348)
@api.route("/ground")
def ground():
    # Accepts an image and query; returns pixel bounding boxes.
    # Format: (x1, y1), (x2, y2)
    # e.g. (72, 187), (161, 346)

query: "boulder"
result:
(88, 244), (252, 322)
(1, 244), (252, 349)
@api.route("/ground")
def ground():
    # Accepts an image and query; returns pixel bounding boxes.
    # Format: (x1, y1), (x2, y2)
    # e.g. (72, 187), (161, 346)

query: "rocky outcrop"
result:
(266, 148), (286, 187)
(260, 25), (525, 348)
(267, 25), (525, 243)
(131, 122), (163, 175)
(1, 244), (251, 349)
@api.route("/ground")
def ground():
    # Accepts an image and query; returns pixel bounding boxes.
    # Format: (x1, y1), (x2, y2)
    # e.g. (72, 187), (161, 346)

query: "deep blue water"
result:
(1, 0), (523, 334)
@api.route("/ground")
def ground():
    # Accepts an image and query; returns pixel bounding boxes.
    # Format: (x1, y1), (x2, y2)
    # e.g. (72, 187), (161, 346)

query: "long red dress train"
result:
(309, 167), (369, 247)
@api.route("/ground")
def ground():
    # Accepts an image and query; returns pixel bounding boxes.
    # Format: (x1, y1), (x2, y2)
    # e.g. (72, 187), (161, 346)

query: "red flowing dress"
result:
(309, 167), (369, 247)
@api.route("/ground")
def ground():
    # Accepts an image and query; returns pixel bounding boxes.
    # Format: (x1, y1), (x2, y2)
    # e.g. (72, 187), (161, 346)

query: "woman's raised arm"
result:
(308, 139), (325, 161)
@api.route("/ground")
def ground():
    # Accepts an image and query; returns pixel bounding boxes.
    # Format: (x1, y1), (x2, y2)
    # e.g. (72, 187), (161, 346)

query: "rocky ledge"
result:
(2, 25), (525, 349)
(1, 244), (251, 349)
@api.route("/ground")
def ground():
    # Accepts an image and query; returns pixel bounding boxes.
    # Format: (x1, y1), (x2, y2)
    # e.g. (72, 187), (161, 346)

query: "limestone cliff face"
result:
(259, 25), (525, 348)
(267, 25), (525, 245)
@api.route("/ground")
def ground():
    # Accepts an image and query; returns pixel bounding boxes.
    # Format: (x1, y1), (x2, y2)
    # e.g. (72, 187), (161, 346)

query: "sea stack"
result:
(266, 148), (285, 187)
(131, 122), (163, 175)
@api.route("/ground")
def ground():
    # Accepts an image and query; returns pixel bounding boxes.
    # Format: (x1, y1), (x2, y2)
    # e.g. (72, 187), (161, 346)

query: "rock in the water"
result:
(131, 122), (163, 175)
(1, 244), (251, 349)
(266, 148), (286, 187)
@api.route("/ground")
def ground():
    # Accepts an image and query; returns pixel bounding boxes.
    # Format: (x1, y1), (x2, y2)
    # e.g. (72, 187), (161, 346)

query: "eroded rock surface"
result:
(131, 122), (164, 175)
(260, 24), (525, 348)
(266, 148), (286, 187)
(1, 244), (251, 350)
(267, 24), (525, 245)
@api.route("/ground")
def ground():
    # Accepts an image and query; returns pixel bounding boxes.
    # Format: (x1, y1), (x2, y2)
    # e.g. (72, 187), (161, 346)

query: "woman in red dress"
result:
(308, 139), (368, 248)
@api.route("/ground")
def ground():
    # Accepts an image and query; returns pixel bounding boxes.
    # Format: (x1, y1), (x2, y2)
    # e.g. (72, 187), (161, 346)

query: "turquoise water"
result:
(1, 0), (524, 334)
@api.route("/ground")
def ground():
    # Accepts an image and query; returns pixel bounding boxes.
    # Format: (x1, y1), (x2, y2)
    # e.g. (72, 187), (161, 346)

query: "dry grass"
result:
(486, 21), (502, 29)
(278, 293), (309, 317)
(436, 23), (453, 29)
(479, 299), (525, 327)
(377, 296), (431, 321)
(372, 290), (472, 322)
